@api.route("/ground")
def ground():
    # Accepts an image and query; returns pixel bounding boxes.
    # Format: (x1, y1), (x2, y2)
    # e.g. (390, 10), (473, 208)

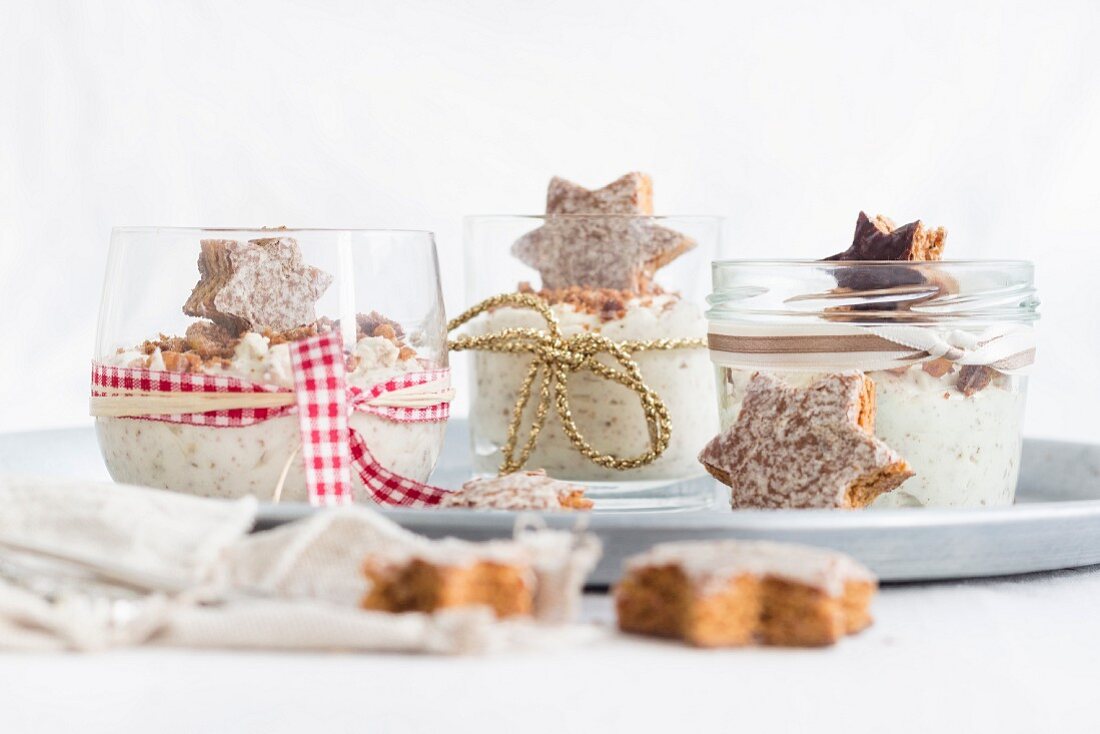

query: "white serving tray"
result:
(256, 422), (1100, 586)
(3, 423), (1098, 586)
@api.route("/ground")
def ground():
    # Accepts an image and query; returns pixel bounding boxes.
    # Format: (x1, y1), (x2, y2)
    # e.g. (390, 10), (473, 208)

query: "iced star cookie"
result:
(699, 371), (913, 509)
(184, 235), (333, 335)
(511, 172), (695, 291)
(615, 540), (876, 648)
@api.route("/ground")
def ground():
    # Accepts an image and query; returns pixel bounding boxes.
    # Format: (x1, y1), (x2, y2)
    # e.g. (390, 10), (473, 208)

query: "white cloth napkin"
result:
(0, 476), (602, 654)
(0, 476), (257, 592)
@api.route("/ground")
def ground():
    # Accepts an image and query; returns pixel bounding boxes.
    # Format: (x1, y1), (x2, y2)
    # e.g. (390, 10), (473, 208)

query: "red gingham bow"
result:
(92, 332), (451, 507)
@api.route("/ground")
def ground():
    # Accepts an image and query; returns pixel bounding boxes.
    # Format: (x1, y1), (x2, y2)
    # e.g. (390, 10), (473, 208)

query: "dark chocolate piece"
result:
(823, 212), (950, 317)
(827, 212), (945, 263)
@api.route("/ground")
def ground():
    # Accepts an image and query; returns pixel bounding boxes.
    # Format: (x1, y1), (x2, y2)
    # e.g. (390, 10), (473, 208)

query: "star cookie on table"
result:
(616, 540), (877, 647)
(362, 539), (536, 619)
(512, 172), (696, 291)
(183, 235), (333, 336)
(698, 372), (913, 509)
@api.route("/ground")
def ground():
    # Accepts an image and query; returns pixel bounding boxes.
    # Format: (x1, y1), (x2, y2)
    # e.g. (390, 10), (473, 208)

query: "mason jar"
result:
(706, 260), (1039, 508)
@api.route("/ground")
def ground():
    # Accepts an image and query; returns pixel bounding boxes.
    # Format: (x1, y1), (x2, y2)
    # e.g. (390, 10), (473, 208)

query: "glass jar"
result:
(461, 215), (723, 497)
(94, 227), (449, 503)
(707, 260), (1039, 508)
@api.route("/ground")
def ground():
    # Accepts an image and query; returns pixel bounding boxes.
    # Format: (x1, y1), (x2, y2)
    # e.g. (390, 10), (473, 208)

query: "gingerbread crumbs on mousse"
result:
(130, 312), (417, 374)
(517, 281), (677, 323)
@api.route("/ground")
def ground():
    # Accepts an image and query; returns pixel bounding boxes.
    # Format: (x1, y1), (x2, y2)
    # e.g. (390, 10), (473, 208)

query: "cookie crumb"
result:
(516, 282), (673, 322)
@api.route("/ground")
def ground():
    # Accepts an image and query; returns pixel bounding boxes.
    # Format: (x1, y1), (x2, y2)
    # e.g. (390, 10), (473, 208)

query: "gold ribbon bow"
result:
(447, 293), (705, 474)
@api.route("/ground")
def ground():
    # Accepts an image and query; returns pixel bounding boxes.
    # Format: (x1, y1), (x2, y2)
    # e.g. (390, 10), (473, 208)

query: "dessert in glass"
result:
(701, 213), (1039, 509)
(93, 228), (449, 503)
(460, 173), (723, 498)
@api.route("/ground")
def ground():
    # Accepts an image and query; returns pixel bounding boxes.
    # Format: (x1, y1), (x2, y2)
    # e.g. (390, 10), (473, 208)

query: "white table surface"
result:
(2, 428), (1098, 733)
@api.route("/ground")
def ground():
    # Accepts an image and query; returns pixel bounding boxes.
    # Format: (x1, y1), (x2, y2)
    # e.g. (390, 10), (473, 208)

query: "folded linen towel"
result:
(0, 476), (601, 654)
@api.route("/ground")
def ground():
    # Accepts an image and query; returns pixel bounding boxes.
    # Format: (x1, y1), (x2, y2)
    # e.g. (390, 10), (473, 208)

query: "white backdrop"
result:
(1, 0), (1098, 440)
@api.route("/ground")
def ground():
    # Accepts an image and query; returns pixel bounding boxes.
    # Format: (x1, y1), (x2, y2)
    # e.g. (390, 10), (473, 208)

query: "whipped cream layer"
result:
(468, 295), (718, 482)
(96, 332), (446, 502)
(718, 366), (1026, 508)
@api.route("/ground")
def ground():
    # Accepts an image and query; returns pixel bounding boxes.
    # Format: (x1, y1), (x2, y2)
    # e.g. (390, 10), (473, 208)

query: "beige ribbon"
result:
(708, 333), (924, 357)
(90, 377), (455, 418)
(707, 324), (1036, 374)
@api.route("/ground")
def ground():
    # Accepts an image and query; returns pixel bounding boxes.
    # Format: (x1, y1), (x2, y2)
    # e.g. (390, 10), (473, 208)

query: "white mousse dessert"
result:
(97, 326), (446, 502)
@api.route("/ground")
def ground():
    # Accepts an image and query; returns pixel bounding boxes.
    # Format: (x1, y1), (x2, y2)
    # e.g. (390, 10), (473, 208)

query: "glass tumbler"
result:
(94, 227), (449, 503)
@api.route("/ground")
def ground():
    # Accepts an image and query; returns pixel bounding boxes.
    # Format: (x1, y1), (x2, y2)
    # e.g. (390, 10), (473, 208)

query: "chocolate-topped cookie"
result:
(824, 211), (951, 313)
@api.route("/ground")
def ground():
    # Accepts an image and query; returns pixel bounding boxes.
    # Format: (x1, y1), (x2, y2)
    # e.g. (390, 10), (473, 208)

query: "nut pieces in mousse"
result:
(699, 372), (913, 509)
(464, 172), (719, 483)
(96, 232), (446, 502)
(708, 211), (1032, 509)
(615, 540), (877, 648)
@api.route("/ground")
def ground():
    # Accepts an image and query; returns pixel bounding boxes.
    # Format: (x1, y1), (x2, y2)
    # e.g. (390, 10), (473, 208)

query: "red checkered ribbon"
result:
(91, 364), (291, 426)
(91, 332), (451, 507)
(288, 332), (354, 506)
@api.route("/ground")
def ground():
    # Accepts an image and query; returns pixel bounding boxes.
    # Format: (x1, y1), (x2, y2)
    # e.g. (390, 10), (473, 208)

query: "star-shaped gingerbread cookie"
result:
(699, 372), (913, 509)
(183, 235), (333, 335)
(511, 172), (695, 291)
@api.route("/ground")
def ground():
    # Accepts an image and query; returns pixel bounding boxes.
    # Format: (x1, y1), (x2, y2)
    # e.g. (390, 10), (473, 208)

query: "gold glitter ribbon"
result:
(447, 293), (706, 475)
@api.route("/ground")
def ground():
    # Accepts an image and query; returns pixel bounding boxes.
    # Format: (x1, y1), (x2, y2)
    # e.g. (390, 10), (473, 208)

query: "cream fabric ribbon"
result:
(707, 323), (1036, 373)
(867, 324), (1036, 374)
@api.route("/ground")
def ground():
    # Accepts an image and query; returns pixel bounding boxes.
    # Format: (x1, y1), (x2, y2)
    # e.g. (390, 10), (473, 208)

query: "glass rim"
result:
(708, 256), (1039, 324)
(712, 258), (1033, 270)
(110, 226), (436, 236)
(464, 214), (724, 222)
